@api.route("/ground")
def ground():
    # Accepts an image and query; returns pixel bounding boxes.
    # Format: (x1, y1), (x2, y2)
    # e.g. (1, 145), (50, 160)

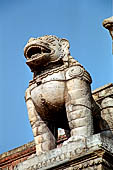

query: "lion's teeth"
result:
(41, 47), (44, 52)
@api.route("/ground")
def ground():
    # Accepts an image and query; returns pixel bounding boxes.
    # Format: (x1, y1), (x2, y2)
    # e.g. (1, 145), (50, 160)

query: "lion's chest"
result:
(30, 72), (66, 119)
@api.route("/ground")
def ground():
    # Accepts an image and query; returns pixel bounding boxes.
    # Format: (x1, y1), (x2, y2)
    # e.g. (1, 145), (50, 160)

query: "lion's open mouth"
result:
(26, 46), (51, 59)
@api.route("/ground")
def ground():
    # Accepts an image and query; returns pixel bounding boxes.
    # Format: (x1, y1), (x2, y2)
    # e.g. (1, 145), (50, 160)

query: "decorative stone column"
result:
(103, 16), (113, 53)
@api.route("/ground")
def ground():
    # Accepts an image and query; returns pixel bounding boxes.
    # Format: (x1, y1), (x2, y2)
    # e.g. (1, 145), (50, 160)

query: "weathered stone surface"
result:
(24, 35), (113, 158)
(14, 134), (113, 170)
(103, 16), (113, 53)
(24, 35), (95, 155)
(0, 141), (36, 169)
(1, 83), (113, 169)
(101, 97), (113, 133)
(103, 16), (113, 29)
(92, 83), (113, 136)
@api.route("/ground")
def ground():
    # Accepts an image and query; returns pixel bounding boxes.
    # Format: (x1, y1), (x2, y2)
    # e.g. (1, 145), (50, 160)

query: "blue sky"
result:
(0, 0), (112, 154)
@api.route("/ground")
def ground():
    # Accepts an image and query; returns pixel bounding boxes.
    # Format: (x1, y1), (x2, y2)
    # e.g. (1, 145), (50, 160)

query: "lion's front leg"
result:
(65, 66), (94, 139)
(25, 88), (56, 155)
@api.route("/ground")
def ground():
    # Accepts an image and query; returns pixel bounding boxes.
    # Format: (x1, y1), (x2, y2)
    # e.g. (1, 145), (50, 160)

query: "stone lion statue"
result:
(24, 35), (98, 155)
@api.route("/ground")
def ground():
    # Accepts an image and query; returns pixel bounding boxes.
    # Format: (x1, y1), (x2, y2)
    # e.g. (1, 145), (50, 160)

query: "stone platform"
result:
(14, 133), (113, 170)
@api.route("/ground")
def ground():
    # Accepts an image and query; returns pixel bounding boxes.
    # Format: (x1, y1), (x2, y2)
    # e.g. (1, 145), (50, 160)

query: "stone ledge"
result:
(92, 83), (113, 95)
(0, 141), (36, 169)
(0, 141), (35, 160)
(92, 83), (113, 102)
(14, 133), (113, 170)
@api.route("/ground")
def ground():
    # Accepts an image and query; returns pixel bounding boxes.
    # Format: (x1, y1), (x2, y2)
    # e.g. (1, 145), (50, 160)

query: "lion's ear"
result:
(60, 38), (70, 49)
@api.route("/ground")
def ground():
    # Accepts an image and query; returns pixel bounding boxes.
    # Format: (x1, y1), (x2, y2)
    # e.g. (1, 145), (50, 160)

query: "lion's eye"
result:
(48, 39), (55, 43)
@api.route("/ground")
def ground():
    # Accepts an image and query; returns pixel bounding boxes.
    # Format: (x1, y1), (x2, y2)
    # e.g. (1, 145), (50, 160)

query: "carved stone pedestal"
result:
(14, 134), (113, 170)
